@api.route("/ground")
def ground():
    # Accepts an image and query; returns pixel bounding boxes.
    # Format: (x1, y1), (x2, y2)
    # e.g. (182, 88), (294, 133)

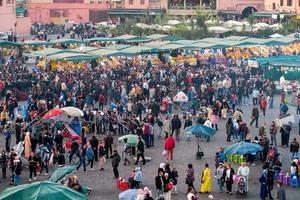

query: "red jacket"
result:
(164, 136), (175, 150)
(261, 98), (267, 109)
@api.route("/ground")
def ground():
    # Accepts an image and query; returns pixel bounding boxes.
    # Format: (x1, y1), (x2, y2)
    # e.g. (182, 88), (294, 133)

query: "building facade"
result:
(27, 0), (110, 24)
(264, 0), (300, 13)
(0, 0), (31, 35)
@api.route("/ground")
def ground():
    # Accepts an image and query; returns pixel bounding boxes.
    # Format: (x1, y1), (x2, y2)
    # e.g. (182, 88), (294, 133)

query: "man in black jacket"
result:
(111, 150), (121, 178)
(69, 139), (79, 163)
(155, 169), (164, 199)
(135, 137), (145, 165)
(90, 136), (99, 162)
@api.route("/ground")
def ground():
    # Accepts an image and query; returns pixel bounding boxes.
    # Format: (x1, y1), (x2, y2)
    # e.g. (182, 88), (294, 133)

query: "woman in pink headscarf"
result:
(24, 132), (32, 159)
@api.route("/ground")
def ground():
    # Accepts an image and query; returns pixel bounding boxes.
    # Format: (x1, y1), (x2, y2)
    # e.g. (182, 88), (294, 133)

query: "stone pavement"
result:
(0, 95), (299, 200)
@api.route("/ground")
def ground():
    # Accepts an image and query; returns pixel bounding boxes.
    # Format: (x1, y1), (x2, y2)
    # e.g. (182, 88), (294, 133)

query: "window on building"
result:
(0, 0), (2, 6)
(140, 0), (144, 4)
(272, 2), (276, 9)
(6, 0), (10, 4)
(129, 0), (133, 4)
(287, 0), (292, 6)
(298, 0), (300, 6)
(280, 0), (284, 6)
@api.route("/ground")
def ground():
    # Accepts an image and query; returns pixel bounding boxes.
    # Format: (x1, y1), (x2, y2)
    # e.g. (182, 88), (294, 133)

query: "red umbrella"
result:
(43, 108), (65, 120)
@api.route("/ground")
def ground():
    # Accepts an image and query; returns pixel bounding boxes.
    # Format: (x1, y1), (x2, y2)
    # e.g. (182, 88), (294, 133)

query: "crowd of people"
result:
(0, 42), (299, 200)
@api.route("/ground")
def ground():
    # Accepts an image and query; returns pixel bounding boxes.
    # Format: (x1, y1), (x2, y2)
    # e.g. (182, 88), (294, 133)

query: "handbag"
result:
(185, 177), (192, 185)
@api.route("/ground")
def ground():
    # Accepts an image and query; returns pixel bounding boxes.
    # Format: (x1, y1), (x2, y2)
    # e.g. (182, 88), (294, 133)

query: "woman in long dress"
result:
(24, 132), (32, 159)
(200, 163), (212, 193)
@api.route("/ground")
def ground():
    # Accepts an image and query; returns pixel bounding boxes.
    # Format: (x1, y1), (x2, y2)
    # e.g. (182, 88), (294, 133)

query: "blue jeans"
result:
(15, 174), (20, 185)
(268, 97), (273, 109)
(217, 178), (223, 192)
(291, 152), (298, 160)
(240, 132), (245, 141)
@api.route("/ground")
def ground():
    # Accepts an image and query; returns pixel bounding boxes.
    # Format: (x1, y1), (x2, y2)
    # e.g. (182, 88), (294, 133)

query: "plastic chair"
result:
(291, 176), (298, 187)
(233, 155), (238, 163)
(283, 174), (290, 186)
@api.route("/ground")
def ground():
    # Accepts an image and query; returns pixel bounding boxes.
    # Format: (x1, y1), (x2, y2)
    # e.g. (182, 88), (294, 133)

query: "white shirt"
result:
(237, 166), (249, 177)
(187, 193), (196, 200)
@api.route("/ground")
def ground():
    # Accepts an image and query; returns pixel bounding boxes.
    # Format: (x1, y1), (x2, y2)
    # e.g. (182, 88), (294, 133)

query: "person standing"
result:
(69, 139), (79, 163)
(260, 97), (267, 117)
(15, 115), (22, 144)
(267, 166), (275, 200)
(90, 136), (99, 162)
(200, 163), (212, 194)
(223, 164), (234, 195)
(250, 106), (259, 128)
(37, 144), (50, 175)
(4, 127), (11, 152)
(28, 152), (38, 182)
(226, 118), (233, 142)
(135, 137), (146, 165)
(164, 134), (175, 162)
(123, 138), (131, 166)
(216, 163), (224, 193)
(1, 150), (8, 179)
(99, 141), (106, 171)
(237, 162), (250, 191)
(112, 150), (121, 179)
(276, 182), (286, 200)
(259, 170), (268, 200)
(76, 144), (87, 172)
(172, 115), (182, 141)
(86, 144), (95, 170)
(269, 121), (277, 146)
(186, 163), (195, 189)
(104, 133), (114, 159)
(290, 138), (299, 160)
(155, 169), (165, 199)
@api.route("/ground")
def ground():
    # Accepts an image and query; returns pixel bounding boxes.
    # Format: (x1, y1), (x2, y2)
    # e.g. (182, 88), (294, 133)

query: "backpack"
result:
(144, 124), (150, 135)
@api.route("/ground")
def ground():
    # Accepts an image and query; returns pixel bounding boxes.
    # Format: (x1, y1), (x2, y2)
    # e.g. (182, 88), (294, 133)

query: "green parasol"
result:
(118, 134), (144, 147)
(0, 181), (86, 200)
(48, 165), (77, 183)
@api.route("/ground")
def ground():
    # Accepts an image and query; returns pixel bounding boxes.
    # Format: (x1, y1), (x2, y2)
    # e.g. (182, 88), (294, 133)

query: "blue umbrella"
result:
(185, 124), (217, 156)
(119, 189), (137, 200)
(224, 141), (264, 155)
(185, 124), (217, 137)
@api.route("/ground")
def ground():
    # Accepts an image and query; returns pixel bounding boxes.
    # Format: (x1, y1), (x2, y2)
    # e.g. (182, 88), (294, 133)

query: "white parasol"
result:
(61, 106), (84, 117)
(173, 91), (188, 102)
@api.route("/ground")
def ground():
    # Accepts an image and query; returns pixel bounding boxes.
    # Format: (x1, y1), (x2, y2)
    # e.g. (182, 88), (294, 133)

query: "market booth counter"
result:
(0, 41), (21, 63)
(46, 52), (97, 71)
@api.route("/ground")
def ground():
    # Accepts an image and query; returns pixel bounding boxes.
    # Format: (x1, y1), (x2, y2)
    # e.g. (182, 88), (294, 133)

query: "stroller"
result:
(236, 176), (247, 198)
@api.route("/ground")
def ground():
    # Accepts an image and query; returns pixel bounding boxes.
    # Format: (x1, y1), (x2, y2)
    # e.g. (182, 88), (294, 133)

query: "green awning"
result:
(145, 34), (177, 41)
(22, 40), (48, 46)
(262, 38), (299, 46)
(113, 34), (150, 42)
(47, 52), (96, 61)
(105, 44), (131, 50)
(0, 41), (21, 47)
(16, 7), (26, 15)
(70, 46), (99, 53)
(158, 44), (183, 50)
(225, 36), (249, 41)
(119, 46), (154, 55)
(84, 37), (123, 43)
(170, 40), (198, 45)
(25, 48), (64, 57)
(49, 38), (84, 45)
(142, 41), (170, 48)
(253, 12), (295, 18)
(89, 49), (121, 57)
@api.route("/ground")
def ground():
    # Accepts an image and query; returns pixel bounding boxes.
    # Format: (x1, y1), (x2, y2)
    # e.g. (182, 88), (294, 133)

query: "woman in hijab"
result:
(259, 169), (268, 200)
